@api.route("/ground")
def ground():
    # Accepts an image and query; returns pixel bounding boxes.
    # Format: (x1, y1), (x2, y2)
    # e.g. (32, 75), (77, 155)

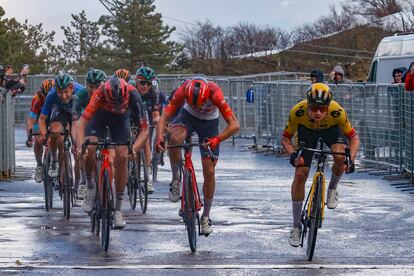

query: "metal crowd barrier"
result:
(11, 74), (414, 176)
(251, 82), (410, 174)
(0, 93), (15, 179)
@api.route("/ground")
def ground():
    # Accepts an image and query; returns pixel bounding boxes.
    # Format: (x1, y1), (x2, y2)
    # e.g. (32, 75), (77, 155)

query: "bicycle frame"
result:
(181, 147), (203, 216)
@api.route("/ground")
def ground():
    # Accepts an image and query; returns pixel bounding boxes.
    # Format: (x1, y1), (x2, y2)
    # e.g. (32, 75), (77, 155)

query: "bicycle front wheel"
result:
(127, 160), (137, 210)
(183, 169), (197, 252)
(306, 175), (323, 261)
(43, 153), (52, 211)
(63, 154), (73, 220)
(137, 151), (148, 213)
(101, 169), (111, 252)
(151, 135), (159, 182)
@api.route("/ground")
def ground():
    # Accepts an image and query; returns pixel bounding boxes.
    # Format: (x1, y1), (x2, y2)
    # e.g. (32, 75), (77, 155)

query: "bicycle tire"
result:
(137, 151), (148, 213)
(43, 153), (51, 211)
(183, 169), (197, 252)
(127, 160), (137, 210)
(63, 154), (73, 220)
(306, 175), (323, 261)
(151, 134), (159, 182)
(101, 169), (111, 251)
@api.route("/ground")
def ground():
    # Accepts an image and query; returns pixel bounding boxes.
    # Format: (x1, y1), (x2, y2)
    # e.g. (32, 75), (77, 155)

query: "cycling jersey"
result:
(72, 88), (90, 121)
(164, 80), (233, 121)
(139, 86), (161, 113)
(282, 100), (356, 139)
(29, 90), (46, 120)
(81, 82), (148, 130)
(41, 82), (84, 116)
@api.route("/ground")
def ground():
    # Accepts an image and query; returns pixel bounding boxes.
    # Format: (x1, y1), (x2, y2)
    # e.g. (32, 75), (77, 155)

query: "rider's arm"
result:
(338, 108), (359, 160)
(130, 90), (150, 153)
(76, 88), (103, 151)
(211, 86), (240, 141)
(281, 136), (295, 155)
(348, 134), (360, 161)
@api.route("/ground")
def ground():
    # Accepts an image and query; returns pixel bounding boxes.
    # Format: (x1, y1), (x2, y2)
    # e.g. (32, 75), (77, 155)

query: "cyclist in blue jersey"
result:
(38, 73), (83, 178)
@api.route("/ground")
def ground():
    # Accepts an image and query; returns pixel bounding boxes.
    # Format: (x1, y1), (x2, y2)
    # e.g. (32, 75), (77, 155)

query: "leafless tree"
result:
(292, 5), (358, 43)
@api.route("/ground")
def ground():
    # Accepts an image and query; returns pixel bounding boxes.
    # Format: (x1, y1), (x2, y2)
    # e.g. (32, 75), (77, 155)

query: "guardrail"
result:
(0, 92), (15, 180)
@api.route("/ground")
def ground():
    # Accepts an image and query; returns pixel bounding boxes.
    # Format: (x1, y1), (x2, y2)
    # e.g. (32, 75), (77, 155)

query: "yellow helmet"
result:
(306, 83), (332, 106)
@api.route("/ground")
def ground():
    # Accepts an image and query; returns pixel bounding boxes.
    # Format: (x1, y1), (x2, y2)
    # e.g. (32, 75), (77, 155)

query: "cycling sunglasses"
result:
(139, 80), (152, 86)
(309, 105), (328, 113)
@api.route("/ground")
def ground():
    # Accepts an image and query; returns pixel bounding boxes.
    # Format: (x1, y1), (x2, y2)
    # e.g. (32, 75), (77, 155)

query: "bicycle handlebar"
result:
(81, 139), (132, 156)
(166, 142), (215, 162)
(298, 141), (351, 157)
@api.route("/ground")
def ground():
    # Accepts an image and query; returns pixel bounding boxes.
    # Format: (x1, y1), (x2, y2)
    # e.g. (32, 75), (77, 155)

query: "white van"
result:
(367, 34), (414, 83)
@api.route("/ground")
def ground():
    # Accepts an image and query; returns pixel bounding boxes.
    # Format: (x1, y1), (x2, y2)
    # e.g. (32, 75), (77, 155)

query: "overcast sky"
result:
(0, 0), (335, 43)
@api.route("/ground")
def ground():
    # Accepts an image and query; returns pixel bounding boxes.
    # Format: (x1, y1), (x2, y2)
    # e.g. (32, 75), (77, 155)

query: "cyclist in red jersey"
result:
(156, 77), (240, 235)
(26, 79), (54, 182)
(76, 77), (149, 229)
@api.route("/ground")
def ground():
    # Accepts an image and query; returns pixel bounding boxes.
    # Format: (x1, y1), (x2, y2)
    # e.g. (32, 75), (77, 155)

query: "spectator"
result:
(310, 69), (324, 83)
(4, 64), (29, 97)
(405, 62), (414, 91)
(328, 65), (352, 84)
(392, 68), (404, 84)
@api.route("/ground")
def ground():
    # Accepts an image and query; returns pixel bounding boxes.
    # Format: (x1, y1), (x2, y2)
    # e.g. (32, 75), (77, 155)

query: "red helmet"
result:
(184, 77), (210, 108)
(104, 77), (129, 105)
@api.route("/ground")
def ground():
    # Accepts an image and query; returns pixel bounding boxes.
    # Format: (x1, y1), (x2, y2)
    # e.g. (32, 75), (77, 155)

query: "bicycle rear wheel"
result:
(63, 154), (73, 220)
(127, 159), (137, 210)
(101, 169), (112, 251)
(306, 175), (323, 261)
(183, 169), (197, 252)
(137, 151), (148, 213)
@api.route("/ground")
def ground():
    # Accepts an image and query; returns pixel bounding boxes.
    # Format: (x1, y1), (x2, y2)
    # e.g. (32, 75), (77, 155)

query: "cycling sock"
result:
(86, 175), (95, 190)
(292, 201), (302, 228)
(202, 198), (213, 218)
(115, 192), (124, 211)
(328, 173), (342, 190)
(51, 150), (58, 162)
(171, 163), (180, 181)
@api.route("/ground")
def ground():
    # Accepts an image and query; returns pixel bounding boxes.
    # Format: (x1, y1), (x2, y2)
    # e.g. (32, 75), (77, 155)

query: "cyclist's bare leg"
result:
(49, 121), (64, 163)
(201, 157), (217, 218)
(84, 136), (98, 190)
(329, 143), (347, 190)
(34, 136), (43, 166)
(110, 146), (129, 211)
(144, 139), (151, 169)
(291, 166), (310, 228)
(168, 126), (187, 181)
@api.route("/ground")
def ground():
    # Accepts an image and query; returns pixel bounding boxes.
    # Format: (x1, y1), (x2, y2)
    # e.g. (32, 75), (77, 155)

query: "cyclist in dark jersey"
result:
(76, 77), (149, 229)
(134, 66), (160, 193)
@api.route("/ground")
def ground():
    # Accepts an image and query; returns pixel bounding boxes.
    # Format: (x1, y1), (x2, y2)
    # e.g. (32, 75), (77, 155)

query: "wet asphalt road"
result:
(1, 128), (414, 275)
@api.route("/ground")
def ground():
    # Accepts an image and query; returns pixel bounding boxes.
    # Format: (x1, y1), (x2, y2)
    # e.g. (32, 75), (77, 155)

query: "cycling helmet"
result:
(40, 79), (55, 94)
(86, 69), (107, 86)
(104, 77), (128, 105)
(306, 83), (332, 106)
(114, 68), (131, 81)
(54, 73), (74, 89)
(184, 77), (210, 108)
(135, 66), (156, 81)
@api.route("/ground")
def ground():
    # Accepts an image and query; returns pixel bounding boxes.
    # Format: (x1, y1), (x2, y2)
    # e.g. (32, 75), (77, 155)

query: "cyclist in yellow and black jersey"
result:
(281, 83), (360, 248)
